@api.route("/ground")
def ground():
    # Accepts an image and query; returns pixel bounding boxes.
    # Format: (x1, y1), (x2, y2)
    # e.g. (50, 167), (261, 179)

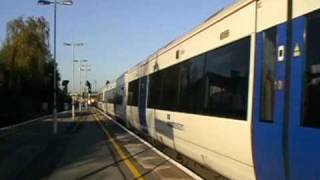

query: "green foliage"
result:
(62, 80), (69, 94)
(62, 80), (69, 86)
(3, 17), (49, 73)
(0, 16), (54, 92)
(86, 80), (92, 93)
(0, 16), (68, 126)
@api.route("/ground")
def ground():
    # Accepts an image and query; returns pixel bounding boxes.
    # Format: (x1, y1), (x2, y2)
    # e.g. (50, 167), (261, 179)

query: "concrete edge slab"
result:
(95, 108), (203, 180)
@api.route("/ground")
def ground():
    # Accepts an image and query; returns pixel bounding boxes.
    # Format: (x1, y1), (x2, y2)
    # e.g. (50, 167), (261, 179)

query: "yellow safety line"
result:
(93, 113), (145, 180)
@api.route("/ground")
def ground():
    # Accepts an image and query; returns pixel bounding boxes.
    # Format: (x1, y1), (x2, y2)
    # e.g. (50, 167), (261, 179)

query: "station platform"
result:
(0, 108), (203, 180)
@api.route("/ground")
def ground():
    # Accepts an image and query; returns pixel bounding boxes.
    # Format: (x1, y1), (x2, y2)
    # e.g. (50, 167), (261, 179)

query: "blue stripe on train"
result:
(253, 23), (287, 180)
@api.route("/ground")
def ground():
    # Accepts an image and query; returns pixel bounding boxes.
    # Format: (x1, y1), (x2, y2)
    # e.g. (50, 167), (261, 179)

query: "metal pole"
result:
(53, 0), (58, 134)
(85, 65), (87, 91)
(85, 66), (88, 109)
(72, 45), (75, 120)
(79, 60), (82, 112)
(72, 45), (75, 92)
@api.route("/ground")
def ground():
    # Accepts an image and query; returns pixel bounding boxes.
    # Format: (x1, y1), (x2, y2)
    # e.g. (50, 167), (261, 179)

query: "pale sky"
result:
(0, 0), (234, 91)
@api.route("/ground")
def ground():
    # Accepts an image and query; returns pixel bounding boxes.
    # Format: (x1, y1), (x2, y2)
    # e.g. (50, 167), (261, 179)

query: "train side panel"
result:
(126, 68), (143, 131)
(293, 0), (320, 18)
(143, 1), (256, 179)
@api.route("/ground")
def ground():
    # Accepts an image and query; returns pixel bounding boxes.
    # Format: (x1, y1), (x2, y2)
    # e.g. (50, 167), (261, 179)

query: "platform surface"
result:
(0, 109), (199, 180)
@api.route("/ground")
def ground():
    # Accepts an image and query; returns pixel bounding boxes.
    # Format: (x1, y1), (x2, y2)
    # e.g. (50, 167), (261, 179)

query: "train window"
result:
(148, 71), (163, 108)
(114, 86), (123, 105)
(203, 36), (250, 120)
(107, 89), (115, 104)
(114, 93), (123, 105)
(160, 65), (180, 110)
(177, 55), (205, 113)
(303, 11), (320, 128)
(260, 27), (277, 122)
(127, 79), (139, 106)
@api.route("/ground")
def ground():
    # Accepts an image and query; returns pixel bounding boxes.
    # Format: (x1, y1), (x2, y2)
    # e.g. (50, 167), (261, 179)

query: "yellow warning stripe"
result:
(93, 113), (145, 180)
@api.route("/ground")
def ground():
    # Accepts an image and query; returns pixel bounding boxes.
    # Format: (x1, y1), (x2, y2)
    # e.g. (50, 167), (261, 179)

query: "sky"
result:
(0, 0), (234, 92)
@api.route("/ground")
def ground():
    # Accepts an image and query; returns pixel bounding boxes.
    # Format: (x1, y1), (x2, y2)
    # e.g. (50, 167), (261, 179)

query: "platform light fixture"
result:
(37, 0), (74, 134)
(64, 42), (84, 93)
(38, 0), (73, 5)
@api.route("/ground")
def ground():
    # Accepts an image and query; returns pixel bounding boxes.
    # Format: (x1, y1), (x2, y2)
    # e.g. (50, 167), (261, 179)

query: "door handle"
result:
(278, 45), (285, 62)
(274, 80), (285, 90)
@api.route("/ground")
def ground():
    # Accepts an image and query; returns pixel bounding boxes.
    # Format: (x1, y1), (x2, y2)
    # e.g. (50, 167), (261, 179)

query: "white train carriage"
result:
(97, 88), (106, 111)
(102, 82), (116, 116)
(126, 1), (255, 179)
(113, 74), (127, 122)
(101, 77), (128, 123)
(104, 0), (320, 179)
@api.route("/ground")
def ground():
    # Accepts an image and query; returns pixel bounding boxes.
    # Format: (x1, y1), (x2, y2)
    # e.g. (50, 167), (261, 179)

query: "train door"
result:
(138, 76), (148, 134)
(287, 10), (320, 180)
(253, 23), (288, 180)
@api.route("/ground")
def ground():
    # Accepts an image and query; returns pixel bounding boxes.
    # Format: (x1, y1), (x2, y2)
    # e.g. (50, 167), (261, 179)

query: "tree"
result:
(86, 80), (92, 93)
(62, 80), (69, 94)
(0, 17), (52, 94)
(0, 16), (66, 126)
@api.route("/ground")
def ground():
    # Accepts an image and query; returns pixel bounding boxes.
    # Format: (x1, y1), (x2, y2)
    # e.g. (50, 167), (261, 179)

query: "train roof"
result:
(127, 0), (253, 73)
(100, 81), (116, 92)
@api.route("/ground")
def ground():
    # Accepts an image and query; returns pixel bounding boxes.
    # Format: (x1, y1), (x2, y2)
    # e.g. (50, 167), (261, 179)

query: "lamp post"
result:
(64, 42), (83, 120)
(64, 42), (83, 93)
(38, 0), (74, 134)
(79, 59), (88, 111)
(81, 64), (91, 89)
(81, 64), (91, 109)
(94, 80), (97, 93)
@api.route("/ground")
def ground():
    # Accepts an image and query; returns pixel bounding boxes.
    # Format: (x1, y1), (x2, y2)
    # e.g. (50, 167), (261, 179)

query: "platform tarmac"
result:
(0, 109), (200, 180)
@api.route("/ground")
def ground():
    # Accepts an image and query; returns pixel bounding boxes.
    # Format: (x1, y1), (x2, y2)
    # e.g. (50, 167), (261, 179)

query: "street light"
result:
(64, 42), (84, 93)
(94, 80), (97, 93)
(79, 59), (88, 93)
(81, 64), (91, 109)
(38, 0), (73, 5)
(78, 59), (88, 112)
(64, 42), (83, 120)
(38, 0), (74, 134)
(81, 64), (91, 87)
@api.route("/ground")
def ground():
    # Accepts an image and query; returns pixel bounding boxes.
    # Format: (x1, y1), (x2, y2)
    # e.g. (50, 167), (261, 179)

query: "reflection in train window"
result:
(260, 27), (277, 122)
(160, 66), (180, 110)
(177, 55), (205, 114)
(203, 36), (250, 120)
(148, 72), (162, 108)
(303, 11), (320, 128)
(127, 79), (139, 106)
(147, 36), (250, 121)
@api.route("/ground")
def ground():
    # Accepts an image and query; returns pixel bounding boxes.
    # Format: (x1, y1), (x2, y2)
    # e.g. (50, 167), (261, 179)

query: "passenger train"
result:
(97, 0), (320, 179)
